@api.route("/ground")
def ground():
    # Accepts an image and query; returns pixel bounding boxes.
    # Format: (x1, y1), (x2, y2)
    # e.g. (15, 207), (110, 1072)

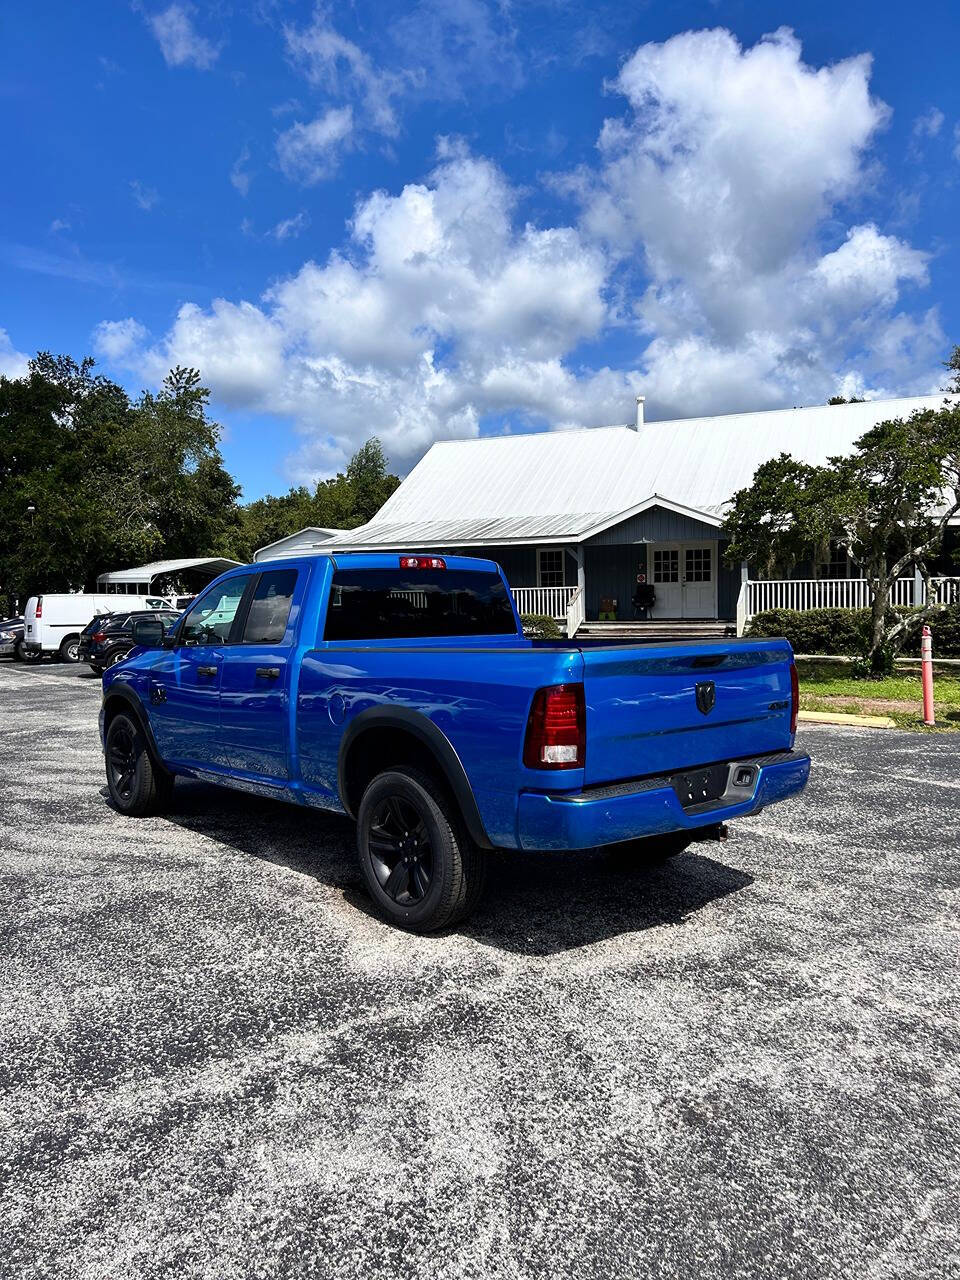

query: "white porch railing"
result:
(932, 576), (960, 605)
(511, 585), (577, 619)
(736, 576), (960, 634)
(565, 585), (585, 638)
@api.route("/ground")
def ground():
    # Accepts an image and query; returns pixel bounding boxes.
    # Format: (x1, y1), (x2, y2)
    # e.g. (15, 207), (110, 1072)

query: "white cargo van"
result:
(23, 594), (171, 662)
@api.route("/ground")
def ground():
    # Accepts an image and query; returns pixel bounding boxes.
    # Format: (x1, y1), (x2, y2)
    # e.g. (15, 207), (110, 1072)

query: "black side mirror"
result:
(131, 617), (164, 647)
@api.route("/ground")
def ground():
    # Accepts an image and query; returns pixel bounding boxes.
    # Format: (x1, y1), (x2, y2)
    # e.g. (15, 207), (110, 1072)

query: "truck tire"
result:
(104, 711), (174, 817)
(105, 647), (130, 668)
(58, 634), (81, 663)
(356, 767), (487, 932)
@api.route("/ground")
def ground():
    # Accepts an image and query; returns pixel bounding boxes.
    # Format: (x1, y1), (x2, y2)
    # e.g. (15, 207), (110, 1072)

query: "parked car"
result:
(79, 610), (181, 673)
(0, 616), (35, 662)
(23, 594), (171, 662)
(99, 554), (810, 932)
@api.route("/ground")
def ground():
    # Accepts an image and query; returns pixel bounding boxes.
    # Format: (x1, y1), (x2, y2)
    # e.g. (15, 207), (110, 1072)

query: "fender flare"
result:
(102, 683), (168, 772)
(337, 706), (493, 849)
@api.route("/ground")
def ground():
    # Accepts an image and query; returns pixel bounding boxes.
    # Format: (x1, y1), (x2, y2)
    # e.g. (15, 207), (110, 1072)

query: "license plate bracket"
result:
(671, 763), (728, 809)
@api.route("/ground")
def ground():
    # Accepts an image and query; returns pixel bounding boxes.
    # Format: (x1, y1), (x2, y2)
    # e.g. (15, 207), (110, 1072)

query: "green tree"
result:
(723, 390), (960, 675)
(0, 356), (242, 606)
(238, 438), (401, 557)
(238, 486), (318, 561)
(312, 437), (400, 529)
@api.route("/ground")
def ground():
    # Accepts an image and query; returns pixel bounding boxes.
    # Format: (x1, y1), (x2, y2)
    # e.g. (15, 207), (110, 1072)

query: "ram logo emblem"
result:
(695, 680), (716, 716)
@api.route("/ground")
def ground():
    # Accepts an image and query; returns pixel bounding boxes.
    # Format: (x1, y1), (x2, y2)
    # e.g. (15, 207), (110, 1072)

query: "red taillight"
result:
(35, 597), (42, 618)
(790, 661), (799, 735)
(92, 631), (106, 644)
(399, 555), (446, 570)
(523, 683), (586, 770)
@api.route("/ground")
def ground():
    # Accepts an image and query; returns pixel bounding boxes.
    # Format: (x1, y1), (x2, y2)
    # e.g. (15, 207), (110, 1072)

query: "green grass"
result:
(797, 661), (960, 703)
(796, 659), (960, 731)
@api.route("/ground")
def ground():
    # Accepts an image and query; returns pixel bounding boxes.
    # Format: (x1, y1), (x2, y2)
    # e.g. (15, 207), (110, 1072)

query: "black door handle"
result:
(196, 665), (218, 677)
(256, 667), (281, 679)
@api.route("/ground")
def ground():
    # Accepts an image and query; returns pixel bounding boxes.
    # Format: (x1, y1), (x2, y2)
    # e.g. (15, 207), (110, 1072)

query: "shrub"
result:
(746, 605), (960, 658)
(520, 612), (561, 639)
(745, 608), (871, 656)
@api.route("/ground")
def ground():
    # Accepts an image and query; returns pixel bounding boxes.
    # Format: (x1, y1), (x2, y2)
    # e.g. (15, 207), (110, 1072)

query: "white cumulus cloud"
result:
(271, 212), (310, 241)
(276, 107), (355, 184)
(284, 13), (402, 136)
(147, 4), (219, 70)
(105, 145), (619, 479)
(97, 28), (945, 482)
(0, 329), (29, 380)
(912, 107), (944, 138)
(574, 26), (940, 413)
(93, 318), (149, 362)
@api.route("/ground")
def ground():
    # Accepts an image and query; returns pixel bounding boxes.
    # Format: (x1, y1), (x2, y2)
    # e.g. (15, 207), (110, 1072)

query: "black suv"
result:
(79, 609), (180, 674)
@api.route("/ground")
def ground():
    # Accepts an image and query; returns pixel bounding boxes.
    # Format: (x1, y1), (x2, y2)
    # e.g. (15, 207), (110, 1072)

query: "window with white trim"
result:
(684, 547), (712, 582)
(537, 548), (564, 588)
(652, 548), (679, 584)
(821, 544), (853, 579)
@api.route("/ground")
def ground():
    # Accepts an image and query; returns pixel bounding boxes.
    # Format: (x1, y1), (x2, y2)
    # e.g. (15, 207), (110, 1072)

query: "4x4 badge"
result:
(695, 680), (716, 715)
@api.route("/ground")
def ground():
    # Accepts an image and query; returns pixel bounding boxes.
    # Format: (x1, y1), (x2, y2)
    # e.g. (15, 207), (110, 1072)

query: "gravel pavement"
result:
(1, 660), (958, 1280)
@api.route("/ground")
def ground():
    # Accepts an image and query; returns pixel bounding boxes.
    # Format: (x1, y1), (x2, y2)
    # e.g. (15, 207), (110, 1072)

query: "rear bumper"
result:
(22, 641), (42, 655)
(516, 749), (811, 851)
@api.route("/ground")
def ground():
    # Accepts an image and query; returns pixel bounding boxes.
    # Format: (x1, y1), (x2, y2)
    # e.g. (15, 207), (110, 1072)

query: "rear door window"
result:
(324, 569), (517, 641)
(241, 570), (298, 644)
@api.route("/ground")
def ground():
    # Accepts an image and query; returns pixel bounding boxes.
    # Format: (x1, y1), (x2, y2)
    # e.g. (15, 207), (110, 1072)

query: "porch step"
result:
(575, 620), (735, 641)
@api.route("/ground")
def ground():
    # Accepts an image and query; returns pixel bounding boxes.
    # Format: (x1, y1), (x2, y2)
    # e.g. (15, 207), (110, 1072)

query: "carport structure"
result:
(95, 557), (240, 598)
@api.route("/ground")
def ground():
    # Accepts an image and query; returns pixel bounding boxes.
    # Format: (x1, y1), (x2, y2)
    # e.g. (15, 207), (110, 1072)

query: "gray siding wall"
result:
(482, 544), (576, 588)
(404, 544), (577, 589)
(585, 508), (720, 545)
(717, 541), (740, 620)
(584, 544), (645, 618)
(400, 507), (743, 620)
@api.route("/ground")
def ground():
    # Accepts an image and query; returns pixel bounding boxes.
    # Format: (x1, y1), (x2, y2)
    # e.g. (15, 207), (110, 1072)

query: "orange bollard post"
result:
(921, 624), (935, 726)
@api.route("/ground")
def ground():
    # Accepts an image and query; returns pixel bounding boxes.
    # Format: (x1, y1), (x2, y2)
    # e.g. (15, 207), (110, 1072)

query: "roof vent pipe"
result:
(634, 395), (645, 429)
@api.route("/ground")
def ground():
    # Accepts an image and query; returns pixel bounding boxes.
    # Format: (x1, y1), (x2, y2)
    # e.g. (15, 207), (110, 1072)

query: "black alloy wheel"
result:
(107, 718), (138, 803)
(103, 712), (174, 816)
(356, 767), (487, 932)
(106, 647), (130, 668)
(15, 639), (40, 663)
(368, 794), (434, 905)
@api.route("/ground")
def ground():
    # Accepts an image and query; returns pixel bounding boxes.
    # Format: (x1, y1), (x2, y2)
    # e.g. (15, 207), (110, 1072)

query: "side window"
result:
(537, 548), (564, 588)
(242, 570), (298, 644)
(180, 577), (250, 646)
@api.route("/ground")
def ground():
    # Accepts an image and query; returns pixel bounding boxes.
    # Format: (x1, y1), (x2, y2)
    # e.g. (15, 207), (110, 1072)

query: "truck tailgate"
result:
(580, 640), (794, 785)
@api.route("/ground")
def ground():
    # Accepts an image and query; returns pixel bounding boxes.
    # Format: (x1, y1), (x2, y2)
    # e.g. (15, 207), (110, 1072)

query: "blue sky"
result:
(2, 0), (959, 500)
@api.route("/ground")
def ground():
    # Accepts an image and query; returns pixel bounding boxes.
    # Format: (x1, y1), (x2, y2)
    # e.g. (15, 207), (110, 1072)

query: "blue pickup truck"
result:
(100, 553), (810, 931)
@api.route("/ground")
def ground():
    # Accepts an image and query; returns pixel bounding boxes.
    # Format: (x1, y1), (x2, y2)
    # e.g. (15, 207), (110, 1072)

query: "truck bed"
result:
(298, 633), (797, 848)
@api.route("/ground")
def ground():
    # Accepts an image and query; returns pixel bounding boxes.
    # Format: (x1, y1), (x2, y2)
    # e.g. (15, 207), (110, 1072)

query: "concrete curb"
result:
(798, 709), (897, 728)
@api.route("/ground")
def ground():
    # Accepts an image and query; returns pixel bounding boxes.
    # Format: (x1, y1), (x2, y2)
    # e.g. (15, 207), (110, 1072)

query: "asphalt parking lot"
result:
(1, 660), (958, 1280)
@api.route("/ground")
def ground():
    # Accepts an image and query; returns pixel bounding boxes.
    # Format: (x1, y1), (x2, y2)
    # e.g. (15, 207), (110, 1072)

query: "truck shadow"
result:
(464, 846), (753, 956)
(158, 781), (754, 957)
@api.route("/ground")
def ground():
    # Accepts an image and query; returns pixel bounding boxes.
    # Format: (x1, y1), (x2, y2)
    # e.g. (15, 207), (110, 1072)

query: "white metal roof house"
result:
(318, 394), (957, 632)
(253, 527), (347, 562)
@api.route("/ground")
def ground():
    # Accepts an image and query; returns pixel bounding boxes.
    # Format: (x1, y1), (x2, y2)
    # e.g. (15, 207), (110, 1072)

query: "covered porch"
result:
(493, 502), (739, 635)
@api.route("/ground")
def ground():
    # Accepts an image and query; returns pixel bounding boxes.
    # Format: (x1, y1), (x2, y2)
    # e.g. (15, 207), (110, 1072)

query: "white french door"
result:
(650, 543), (717, 618)
(650, 545), (682, 616)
